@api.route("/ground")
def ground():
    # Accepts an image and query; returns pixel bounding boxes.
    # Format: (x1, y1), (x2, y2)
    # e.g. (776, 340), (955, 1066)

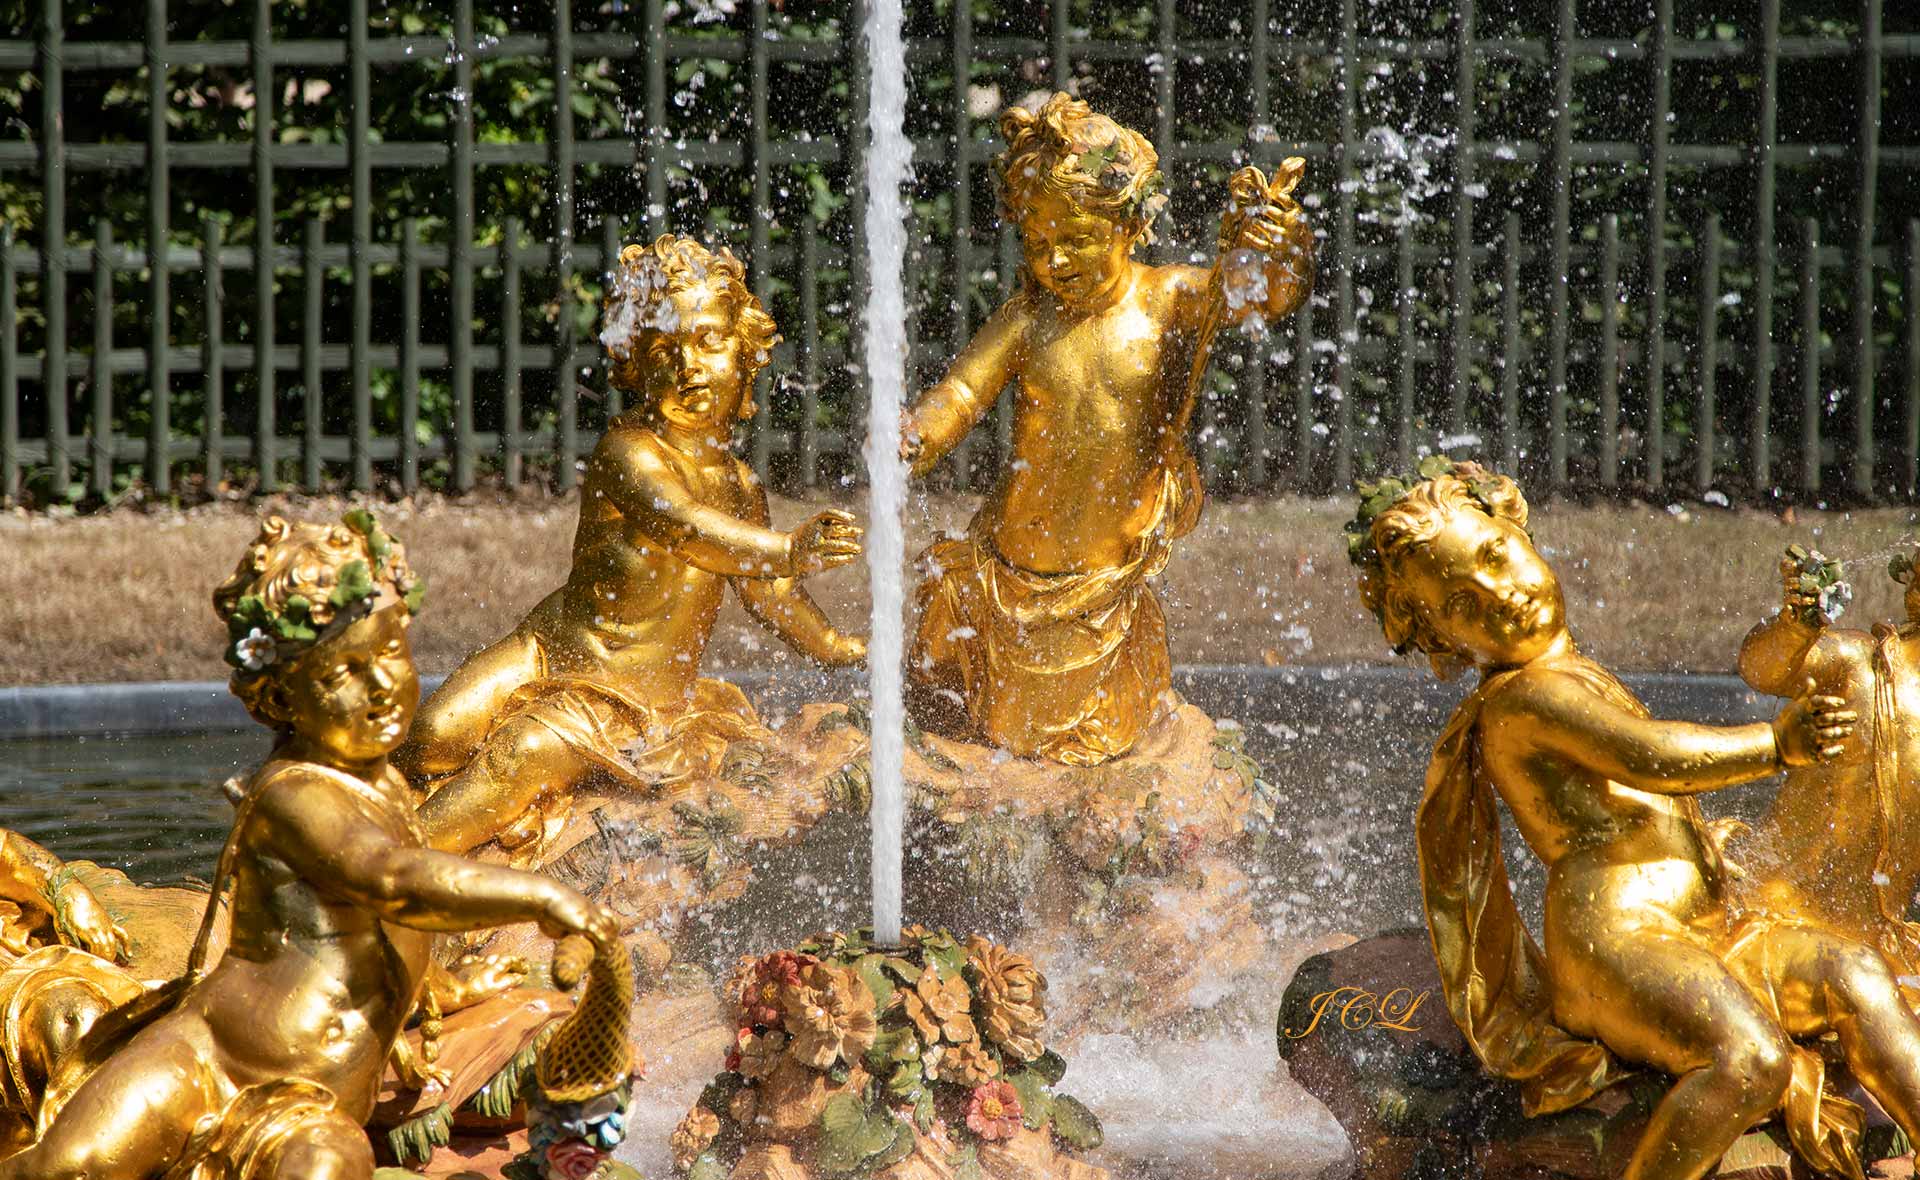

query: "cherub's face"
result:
(1394, 509), (1566, 668)
(641, 280), (753, 432)
(1018, 189), (1140, 307)
(278, 603), (418, 765)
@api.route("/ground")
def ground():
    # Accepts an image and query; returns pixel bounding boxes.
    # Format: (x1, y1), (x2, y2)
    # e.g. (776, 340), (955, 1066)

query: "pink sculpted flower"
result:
(544, 1137), (606, 1180)
(965, 1080), (1024, 1142)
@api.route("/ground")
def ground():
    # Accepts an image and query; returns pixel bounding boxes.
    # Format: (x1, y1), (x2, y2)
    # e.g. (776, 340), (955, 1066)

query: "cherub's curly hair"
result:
(995, 93), (1165, 236)
(212, 513), (421, 729)
(600, 233), (780, 399)
(1352, 462), (1530, 678)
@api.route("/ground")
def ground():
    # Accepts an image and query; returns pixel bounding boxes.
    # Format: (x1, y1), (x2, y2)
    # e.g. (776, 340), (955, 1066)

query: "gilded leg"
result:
(0, 1018), (210, 1180)
(1555, 932), (1792, 1180)
(262, 1108), (375, 1180)
(393, 629), (542, 781)
(1745, 925), (1920, 1146)
(415, 715), (592, 854)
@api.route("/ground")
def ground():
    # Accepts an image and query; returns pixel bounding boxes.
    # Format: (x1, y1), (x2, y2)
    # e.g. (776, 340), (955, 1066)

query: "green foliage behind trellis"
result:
(0, 0), (1916, 508)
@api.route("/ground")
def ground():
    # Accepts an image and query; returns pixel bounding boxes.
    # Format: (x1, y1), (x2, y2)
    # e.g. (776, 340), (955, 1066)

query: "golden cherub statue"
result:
(902, 92), (1314, 766)
(1348, 459), (1920, 1180)
(0, 513), (622, 1180)
(398, 234), (867, 858)
(1736, 545), (1920, 976)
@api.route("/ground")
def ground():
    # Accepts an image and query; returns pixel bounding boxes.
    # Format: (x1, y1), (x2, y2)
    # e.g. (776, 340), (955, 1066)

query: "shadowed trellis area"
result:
(0, 0), (1916, 508)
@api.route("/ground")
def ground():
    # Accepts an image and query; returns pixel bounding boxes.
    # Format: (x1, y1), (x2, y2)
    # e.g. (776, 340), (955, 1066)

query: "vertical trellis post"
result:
(949, 0), (976, 486)
(1447, 0), (1475, 439)
(349, 0), (372, 491)
(800, 219), (821, 488)
(1751, 0), (1780, 490)
(400, 219), (421, 491)
(302, 218), (324, 491)
(1907, 219), (1920, 495)
(1292, 296), (1314, 489)
(1499, 211), (1521, 473)
(1850, 0), (1882, 494)
(1600, 214), (1621, 487)
(146, 0), (170, 493)
(1644, 0), (1672, 489)
(1, 229), (15, 501)
(252, 0), (276, 491)
(552, 0), (578, 489)
(1800, 217), (1822, 493)
(1696, 212), (1721, 491)
(748, 0), (774, 479)
(1245, 0), (1271, 489)
(1395, 222), (1416, 468)
(201, 217), (224, 489)
(501, 219), (523, 486)
(451, 0), (477, 492)
(1546, 0), (1575, 489)
(90, 219), (114, 497)
(1051, 0), (1071, 89)
(602, 217), (621, 419)
(1330, 0), (1357, 489)
(645, 0), (668, 238)
(41, 0), (68, 494)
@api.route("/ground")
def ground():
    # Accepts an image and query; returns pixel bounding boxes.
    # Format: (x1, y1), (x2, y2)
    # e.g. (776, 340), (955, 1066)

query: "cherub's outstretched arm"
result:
(1487, 670), (1854, 795)
(730, 474), (866, 666)
(1740, 557), (1834, 696)
(256, 771), (618, 944)
(591, 434), (858, 578)
(903, 297), (1029, 477)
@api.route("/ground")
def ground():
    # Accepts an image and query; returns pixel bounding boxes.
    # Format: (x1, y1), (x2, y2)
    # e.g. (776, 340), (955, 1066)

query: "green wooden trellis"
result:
(1, 0), (1917, 505)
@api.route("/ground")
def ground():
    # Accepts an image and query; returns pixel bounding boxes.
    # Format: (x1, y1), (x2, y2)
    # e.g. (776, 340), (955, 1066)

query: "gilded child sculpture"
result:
(1347, 460), (1920, 1180)
(0, 514), (625, 1180)
(1736, 547), (1920, 980)
(399, 235), (867, 860)
(902, 92), (1314, 765)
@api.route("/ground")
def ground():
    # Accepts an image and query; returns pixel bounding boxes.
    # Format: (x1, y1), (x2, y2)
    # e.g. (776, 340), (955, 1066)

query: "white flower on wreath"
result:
(234, 628), (277, 672)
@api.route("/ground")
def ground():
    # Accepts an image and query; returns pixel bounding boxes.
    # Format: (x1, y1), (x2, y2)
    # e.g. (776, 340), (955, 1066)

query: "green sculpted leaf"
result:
(1004, 1068), (1053, 1131)
(816, 1091), (905, 1176)
(687, 1152), (731, 1180)
(1031, 1049), (1068, 1086)
(330, 560), (376, 609)
(1048, 1094), (1104, 1150)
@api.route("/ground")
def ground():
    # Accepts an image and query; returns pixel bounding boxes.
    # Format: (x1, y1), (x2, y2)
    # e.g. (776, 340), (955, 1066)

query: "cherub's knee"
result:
(487, 718), (568, 779)
(1715, 1031), (1794, 1117)
(265, 1111), (373, 1180)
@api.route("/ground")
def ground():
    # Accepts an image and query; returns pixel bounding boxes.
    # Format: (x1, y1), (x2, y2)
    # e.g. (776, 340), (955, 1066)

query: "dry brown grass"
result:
(2, 490), (1916, 686)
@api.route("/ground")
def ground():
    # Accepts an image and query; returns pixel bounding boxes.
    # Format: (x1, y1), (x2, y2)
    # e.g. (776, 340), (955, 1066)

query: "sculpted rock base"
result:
(1278, 930), (1915, 1180)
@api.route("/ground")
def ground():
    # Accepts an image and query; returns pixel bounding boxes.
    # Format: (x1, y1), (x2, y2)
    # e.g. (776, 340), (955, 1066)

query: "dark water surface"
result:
(0, 730), (266, 886)
(0, 667), (1776, 938)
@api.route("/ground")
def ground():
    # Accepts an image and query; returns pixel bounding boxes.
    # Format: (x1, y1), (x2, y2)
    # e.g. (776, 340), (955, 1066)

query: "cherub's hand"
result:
(53, 876), (131, 965)
(450, 952), (529, 1004)
(899, 412), (925, 470)
(1780, 556), (1824, 624)
(790, 510), (863, 575)
(1773, 676), (1856, 767)
(1239, 203), (1314, 270)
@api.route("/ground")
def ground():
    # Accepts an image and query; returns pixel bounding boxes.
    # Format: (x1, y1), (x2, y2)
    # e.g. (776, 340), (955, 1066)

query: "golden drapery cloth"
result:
(910, 460), (1200, 767)
(0, 945), (144, 1124)
(496, 673), (770, 790)
(161, 1076), (340, 1180)
(1420, 661), (1865, 1179)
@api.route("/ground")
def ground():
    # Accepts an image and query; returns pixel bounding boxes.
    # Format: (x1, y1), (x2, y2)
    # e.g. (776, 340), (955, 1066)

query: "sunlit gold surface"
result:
(0, 516), (621, 1180)
(400, 235), (865, 857)
(903, 93), (1313, 765)
(1738, 556), (1920, 980)
(1355, 463), (1920, 1180)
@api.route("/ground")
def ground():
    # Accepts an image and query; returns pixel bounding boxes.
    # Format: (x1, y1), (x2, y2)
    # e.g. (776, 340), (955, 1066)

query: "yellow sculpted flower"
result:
(781, 961), (879, 1070)
(903, 967), (977, 1048)
(936, 1036), (1001, 1087)
(966, 936), (1047, 1062)
(671, 1104), (721, 1172)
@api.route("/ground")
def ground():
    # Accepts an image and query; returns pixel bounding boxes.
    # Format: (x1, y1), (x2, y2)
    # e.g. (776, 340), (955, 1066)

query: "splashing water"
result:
(861, 0), (911, 946)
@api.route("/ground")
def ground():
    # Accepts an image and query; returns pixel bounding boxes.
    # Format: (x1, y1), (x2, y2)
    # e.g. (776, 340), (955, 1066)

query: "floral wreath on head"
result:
(221, 509), (426, 674)
(1344, 455), (1515, 568)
